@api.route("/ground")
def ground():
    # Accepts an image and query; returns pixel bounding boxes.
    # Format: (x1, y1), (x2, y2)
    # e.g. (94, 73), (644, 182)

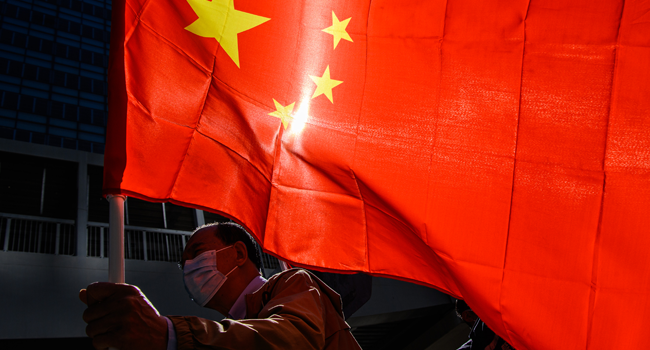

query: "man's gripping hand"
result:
(79, 282), (168, 350)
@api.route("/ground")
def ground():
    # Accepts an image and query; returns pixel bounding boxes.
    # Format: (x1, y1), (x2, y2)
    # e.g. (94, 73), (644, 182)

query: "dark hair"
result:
(193, 222), (262, 271)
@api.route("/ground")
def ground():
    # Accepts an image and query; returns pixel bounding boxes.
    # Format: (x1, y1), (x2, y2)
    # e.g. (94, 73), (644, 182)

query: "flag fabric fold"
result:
(104, 0), (650, 348)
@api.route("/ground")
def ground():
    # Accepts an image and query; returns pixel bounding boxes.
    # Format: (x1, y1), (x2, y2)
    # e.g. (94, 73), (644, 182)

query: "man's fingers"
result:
(79, 289), (88, 305)
(85, 309), (123, 338)
(82, 295), (132, 324)
(81, 282), (166, 350)
(85, 282), (119, 305)
(85, 282), (139, 305)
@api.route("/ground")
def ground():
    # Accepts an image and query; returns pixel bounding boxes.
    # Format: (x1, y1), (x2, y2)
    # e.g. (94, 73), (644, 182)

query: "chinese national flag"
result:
(104, 0), (650, 348)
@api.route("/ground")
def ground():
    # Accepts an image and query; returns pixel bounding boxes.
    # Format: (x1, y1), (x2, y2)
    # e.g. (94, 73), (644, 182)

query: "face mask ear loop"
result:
(219, 245), (237, 278)
(215, 245), (234, 254)
(225, 265), (238, 277)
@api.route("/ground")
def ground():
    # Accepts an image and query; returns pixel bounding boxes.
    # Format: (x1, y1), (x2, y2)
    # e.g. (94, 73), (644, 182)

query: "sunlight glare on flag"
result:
(289, 98), (310, 135)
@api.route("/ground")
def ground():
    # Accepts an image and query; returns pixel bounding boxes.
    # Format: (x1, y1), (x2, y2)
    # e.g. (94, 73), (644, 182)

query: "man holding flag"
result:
(102, 0), (650, 347)
(80, 222), (362, 349)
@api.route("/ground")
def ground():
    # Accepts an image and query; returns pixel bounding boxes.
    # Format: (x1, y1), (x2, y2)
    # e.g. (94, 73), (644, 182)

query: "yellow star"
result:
(185, 0), (270, 68)
(322, 11), (352, 50)
(268, 99), (295, 129)
(310, 65), (343, 103)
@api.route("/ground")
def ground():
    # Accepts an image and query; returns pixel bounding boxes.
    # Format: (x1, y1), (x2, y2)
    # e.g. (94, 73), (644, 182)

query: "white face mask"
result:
(183, 246), (237, 307)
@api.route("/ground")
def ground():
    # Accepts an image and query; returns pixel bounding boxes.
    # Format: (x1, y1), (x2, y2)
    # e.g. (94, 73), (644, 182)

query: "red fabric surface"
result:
(105, 0), (650, 348)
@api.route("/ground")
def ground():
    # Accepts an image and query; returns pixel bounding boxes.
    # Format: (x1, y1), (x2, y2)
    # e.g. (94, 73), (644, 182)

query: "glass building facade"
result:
(0, 0), (110, 154)
(0, 0), (253, 264)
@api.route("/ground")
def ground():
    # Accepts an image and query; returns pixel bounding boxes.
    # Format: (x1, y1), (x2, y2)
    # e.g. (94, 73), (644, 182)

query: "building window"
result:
(0, 151), (77, 219)
(165, 203), (195, 231)
(125, 197), (196, 231)
(87, 164), (108, 223)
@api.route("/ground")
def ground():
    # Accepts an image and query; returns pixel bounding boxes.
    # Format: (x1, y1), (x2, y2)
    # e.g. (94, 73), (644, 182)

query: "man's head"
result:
(180, 222), (262, 314)
(181, 222), (261, 271)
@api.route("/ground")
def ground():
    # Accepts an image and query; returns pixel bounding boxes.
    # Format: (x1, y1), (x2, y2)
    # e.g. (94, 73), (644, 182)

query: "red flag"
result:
(105, 0), (650, 348)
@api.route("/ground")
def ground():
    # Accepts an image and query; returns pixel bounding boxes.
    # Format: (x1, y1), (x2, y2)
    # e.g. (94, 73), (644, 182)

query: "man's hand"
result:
(79, 282), (168, 350)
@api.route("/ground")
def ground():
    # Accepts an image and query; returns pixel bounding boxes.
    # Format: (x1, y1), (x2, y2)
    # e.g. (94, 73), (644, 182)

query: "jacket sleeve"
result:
(169, 271), (328, 350)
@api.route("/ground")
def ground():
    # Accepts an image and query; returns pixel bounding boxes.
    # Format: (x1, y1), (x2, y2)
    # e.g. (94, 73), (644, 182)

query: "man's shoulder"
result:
(262, 268), (343, 311)
(269, 267), (311, 278)
(244, 269), (325, 317)
(267, 268), (315, 283)
(250, 268), (344, 300)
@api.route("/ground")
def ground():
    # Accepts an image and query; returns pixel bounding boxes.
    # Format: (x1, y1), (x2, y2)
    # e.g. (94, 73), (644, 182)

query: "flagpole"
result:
(107, 195), (126, 284)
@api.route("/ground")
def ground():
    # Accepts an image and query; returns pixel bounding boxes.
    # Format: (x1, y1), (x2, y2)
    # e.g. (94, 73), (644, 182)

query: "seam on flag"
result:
(498, 0), (532, 344)
(347, 0), (372, 273)
(422, 0), (449, 249)
(349, 169), (369, 272)
(192, 126), (274, 184)
(211, 0), (232, 66)
(124, 0), (153, 44)
(168, 58), (217, 199)
(137, 19), (213, 75)
(586, 1), (626, 347)
(285, 1), (307, 103)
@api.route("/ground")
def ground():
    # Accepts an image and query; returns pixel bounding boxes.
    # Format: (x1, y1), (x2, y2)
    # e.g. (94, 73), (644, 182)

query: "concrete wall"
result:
(0, 251), (217, 339)
(0, 249), (452, 339)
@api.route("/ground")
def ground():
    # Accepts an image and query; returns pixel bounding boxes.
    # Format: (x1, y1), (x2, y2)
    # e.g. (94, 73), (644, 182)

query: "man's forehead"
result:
(184, 227), (224, 255)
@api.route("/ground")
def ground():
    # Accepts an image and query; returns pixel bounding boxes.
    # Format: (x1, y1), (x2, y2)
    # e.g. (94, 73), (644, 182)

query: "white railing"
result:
(0, 213), (75, 255)
(87, 222), (190, 262)
(0, 214), (282, 268)
(86, 222), (281, 269)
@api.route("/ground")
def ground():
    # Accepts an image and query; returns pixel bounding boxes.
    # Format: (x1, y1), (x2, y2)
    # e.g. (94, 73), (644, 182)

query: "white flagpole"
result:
(107, 195), (126, 284)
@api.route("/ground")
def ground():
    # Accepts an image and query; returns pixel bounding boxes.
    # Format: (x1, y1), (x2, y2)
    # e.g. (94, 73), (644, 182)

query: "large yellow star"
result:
(268, 99), (295, 129)
(185, 0), (270, 68)
(322, 11), (352, 50)
(310, 65), (343, 103)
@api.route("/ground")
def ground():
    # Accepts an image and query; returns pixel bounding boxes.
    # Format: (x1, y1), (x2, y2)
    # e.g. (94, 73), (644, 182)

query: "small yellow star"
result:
(185, 0), (270, 68)
(309, 65), (343, 103)
(322, 11), (352, 50)
(268, 99), (295, 129)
